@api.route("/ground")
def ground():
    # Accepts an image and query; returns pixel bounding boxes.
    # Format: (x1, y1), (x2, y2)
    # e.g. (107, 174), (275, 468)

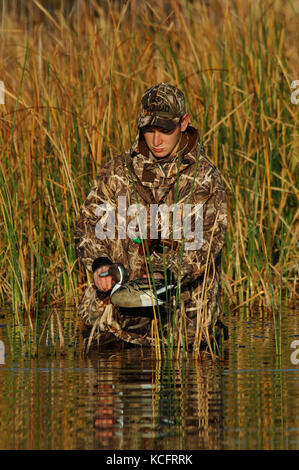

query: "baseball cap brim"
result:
(138, 113), (180, 131)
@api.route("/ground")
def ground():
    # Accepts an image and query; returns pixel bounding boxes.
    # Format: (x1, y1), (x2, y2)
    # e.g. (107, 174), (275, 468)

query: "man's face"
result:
(142, 113), (190, 159)
(142, 124), (181, 159)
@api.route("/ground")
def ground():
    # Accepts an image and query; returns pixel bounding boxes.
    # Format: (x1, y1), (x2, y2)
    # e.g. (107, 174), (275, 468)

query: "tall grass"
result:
(0, 0), (298, 354)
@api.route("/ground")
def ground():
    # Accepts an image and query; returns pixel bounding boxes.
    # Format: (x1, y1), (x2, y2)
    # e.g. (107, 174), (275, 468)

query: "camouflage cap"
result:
(138, 83), (186, 130)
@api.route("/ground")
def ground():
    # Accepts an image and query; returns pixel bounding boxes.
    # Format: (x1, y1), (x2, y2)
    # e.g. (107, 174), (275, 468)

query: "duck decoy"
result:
(133, 231), (178, 256)
(98, 263), (176, 317)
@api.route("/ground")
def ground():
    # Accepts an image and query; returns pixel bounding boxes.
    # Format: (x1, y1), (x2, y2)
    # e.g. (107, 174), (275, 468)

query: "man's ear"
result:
(180, 113), (190, 132)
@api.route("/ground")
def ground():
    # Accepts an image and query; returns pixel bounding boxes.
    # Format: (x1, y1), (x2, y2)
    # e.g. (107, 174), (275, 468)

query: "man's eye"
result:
(143, 127), (172, 134)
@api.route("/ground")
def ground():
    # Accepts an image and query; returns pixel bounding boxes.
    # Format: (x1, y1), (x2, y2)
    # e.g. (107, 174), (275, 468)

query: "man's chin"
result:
(151, 150), (169, 158)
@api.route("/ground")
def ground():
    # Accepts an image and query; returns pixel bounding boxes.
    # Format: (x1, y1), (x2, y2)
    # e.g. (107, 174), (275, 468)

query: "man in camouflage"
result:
(74, 83), (228, 350)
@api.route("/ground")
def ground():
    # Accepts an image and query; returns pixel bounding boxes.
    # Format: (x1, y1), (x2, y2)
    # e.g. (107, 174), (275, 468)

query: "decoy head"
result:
(98, 263), (128, 285)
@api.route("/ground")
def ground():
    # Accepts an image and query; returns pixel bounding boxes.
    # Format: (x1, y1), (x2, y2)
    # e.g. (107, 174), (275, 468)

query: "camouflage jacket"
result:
(74, 125), (227, 347)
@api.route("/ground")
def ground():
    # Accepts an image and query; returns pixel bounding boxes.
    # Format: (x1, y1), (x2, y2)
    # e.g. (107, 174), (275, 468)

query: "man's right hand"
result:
(93, 265), (115, 292)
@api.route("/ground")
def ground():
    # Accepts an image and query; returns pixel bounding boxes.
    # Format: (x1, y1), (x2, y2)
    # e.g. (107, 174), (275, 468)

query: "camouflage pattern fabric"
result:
(138, 82), (186, 130)
(74, 85), (228, 350)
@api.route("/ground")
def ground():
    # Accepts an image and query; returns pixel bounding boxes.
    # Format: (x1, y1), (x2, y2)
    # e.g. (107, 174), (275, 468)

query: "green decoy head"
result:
(98, 263), (129, 285)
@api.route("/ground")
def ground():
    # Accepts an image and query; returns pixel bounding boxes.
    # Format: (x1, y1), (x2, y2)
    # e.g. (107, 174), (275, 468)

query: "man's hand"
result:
(93, 265), (115, 292)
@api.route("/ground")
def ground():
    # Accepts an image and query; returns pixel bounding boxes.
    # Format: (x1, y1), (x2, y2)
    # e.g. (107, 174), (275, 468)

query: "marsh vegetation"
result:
(0, 0), (298, 356)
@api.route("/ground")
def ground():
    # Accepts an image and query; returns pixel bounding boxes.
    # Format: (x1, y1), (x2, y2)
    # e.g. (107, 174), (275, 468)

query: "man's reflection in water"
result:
(94, 382), (115, 438)
(89, 347), (225, 450)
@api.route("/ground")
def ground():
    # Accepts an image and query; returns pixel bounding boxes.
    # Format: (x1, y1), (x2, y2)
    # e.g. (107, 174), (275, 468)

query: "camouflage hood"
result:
(128, 124), (205, 203)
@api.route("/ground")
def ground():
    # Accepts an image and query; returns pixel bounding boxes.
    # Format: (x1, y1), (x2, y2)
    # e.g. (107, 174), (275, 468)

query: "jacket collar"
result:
(126, 126), (205, 205)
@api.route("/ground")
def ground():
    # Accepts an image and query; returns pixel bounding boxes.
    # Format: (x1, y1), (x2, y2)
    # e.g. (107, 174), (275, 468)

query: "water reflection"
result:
(0, 309), (298, 450)
(88, 351), (226, 450)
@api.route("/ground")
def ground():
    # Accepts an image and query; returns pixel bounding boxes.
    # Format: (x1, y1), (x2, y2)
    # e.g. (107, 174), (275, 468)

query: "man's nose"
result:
(153, 131), (162, 146)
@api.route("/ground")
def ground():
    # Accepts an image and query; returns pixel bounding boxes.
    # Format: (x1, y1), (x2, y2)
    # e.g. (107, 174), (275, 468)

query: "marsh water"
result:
(0, 308), (298, 450)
